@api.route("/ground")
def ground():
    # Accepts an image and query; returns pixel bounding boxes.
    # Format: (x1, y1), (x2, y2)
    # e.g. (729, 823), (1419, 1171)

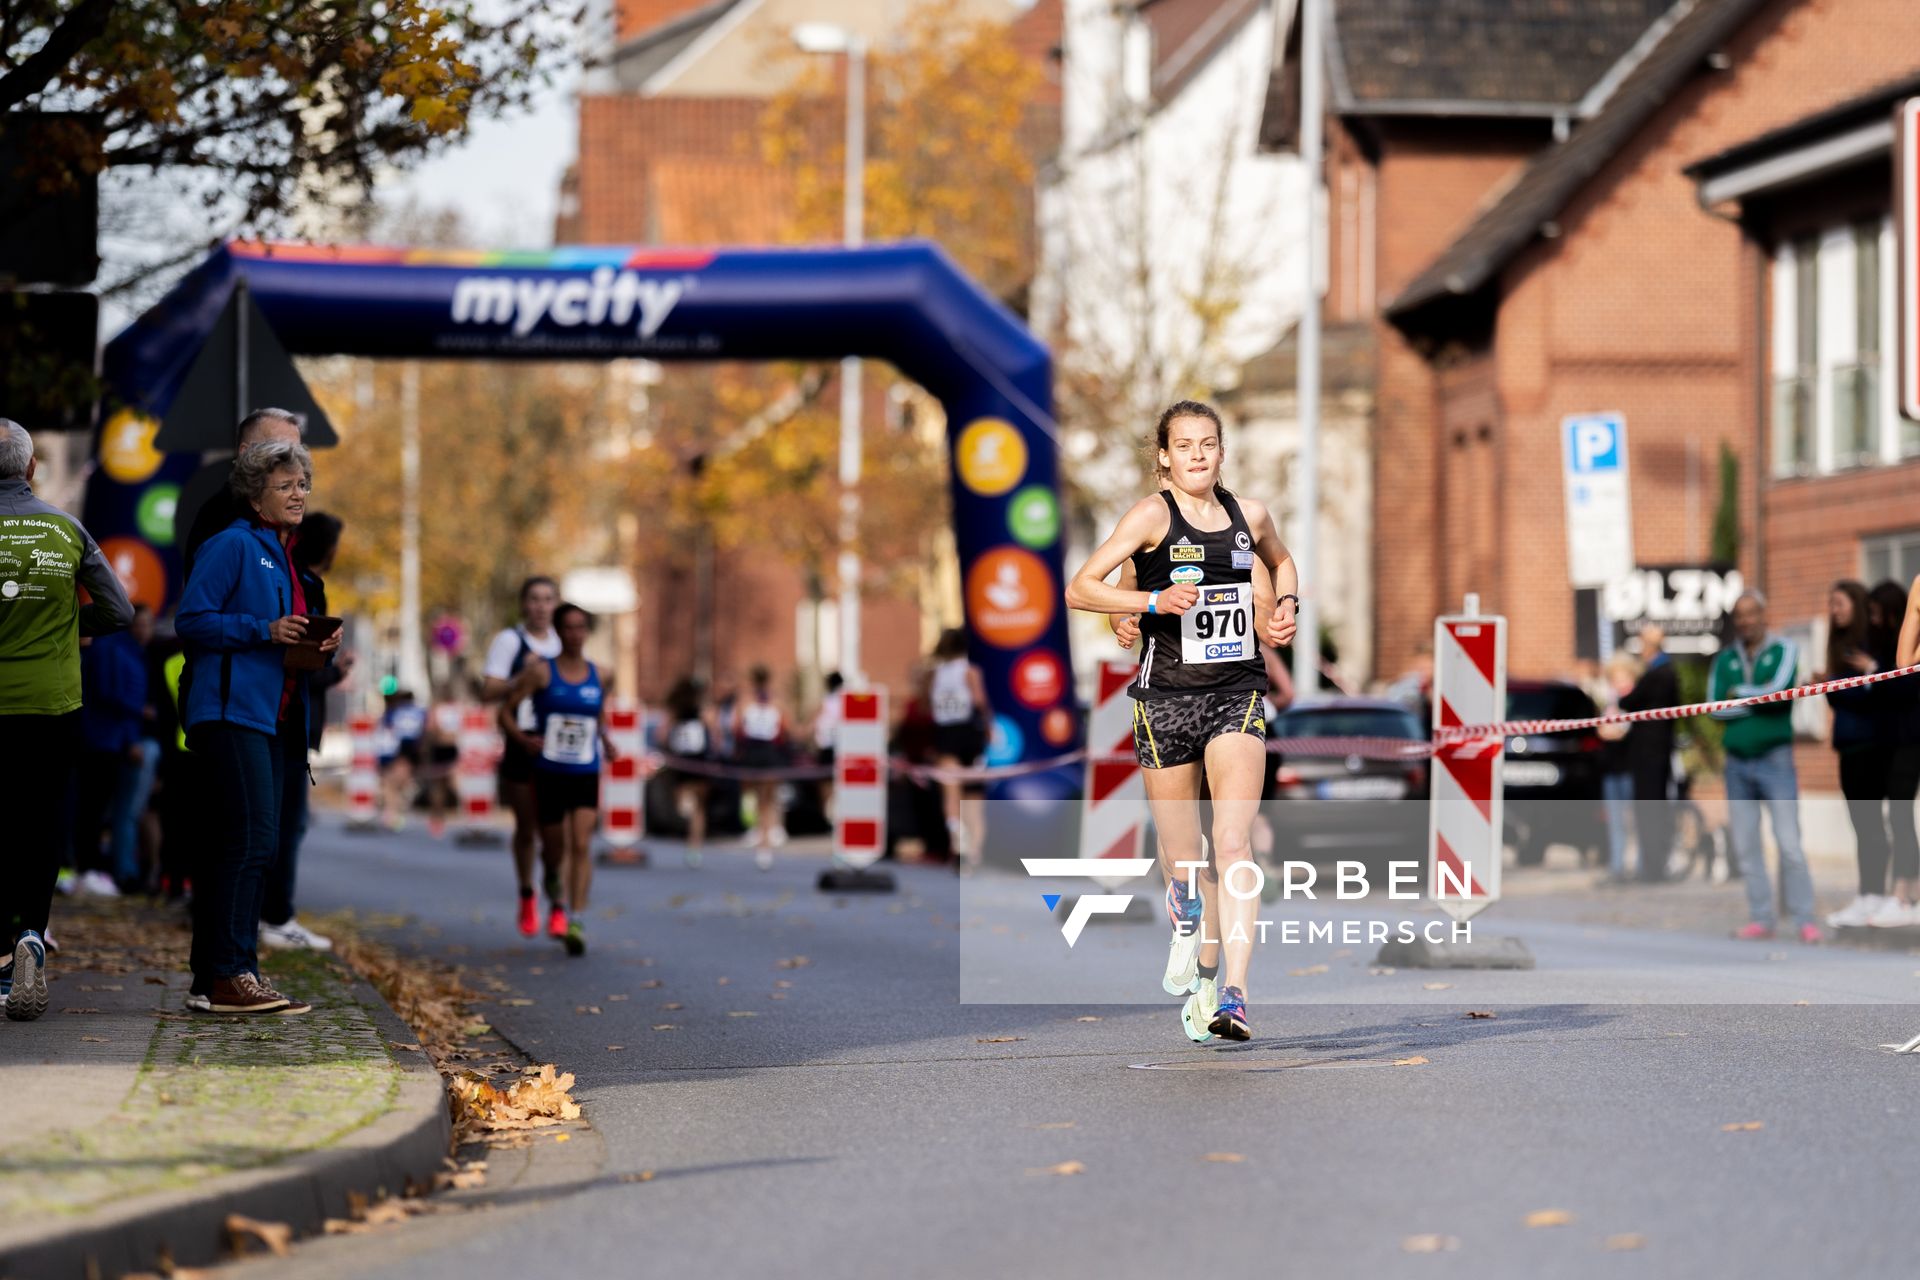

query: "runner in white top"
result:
(732, 665), (790, 870)
(480, 576), (562, 937)
(928, 628), (991, 870)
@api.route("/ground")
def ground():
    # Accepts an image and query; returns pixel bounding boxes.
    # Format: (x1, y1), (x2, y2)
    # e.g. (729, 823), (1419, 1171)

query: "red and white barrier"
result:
(1080, 661), (1144, 885)
(347, 713), (379, 828)
(1429, 600), (1505, 922)
(601, 700), (645, 857)
(454, 707), (503, 842)
(834, 689), (887, 868)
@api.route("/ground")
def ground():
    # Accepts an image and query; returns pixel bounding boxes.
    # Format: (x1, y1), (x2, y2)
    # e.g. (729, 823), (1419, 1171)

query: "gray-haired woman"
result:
(175, 440), (337, 1015)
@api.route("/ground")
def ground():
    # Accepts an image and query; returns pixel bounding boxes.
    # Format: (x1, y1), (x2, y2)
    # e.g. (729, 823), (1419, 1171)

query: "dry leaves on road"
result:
(1289, 965), (1330, 976)
(1720, 1121), (1764, 1132)
(224, 1214), (292, 1258)
(1369, 967), (1396, 976)
(716, 977), (731, 986)
(1032, 1122), (1075, 1130)
(1202, 1153), (1245, 1163)
(1421, 983), (1453, 991)
(1465, 1010), (1496, 1019)
(498, 998), (535, 1007)
(608, 994), (629, 1002)
(1029, 1161), (1085, 1177)
(977, 1036), (1024, 1044)
(606, 1045), (625, 1052)
(653, 1024), (679, 1031)
(1524, 1209), (1573, 1228)
(775, 956), (812, 969)
(1605, 1234), (1647, 1251)
(728, 1011), (758, 1018)
(1401, 1235), (1460, 1253)
(61, 1007), (102, 1014)
(79, 1035), (109, 1043)
(575, 1006), (602, 1015)
(619, 1170), (656, 1183)
(1075, 1016), (1101, 1022)
(448, 1064), (581, 1143)
(1393, 1056), (1429, 1067)
(433, 1159), (488, 1192)
(637, 979), (664, 989)
(662, 1002), (685, 1010)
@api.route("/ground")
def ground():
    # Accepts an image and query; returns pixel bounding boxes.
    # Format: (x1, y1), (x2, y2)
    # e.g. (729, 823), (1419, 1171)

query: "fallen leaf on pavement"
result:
(77, 984), (123, 992)
(774, 980), (794, 989)
(620, 1170), (656, 1183)
(1524, 1209), (1573, 1228)
(1605, 1234), (1647, 1251)
(1465, 1011), (1496, 1019)
(432, 1160), (488, 1191)
(390, 1042), (424, 1052)
(498, 998), (535, 1007)
(1401, 1235), (1460, 1254)
(1369, 967), (1396, 975)
(1793, 1000), (1809, 1006)
(653, 1024), (679, 1031)
(1075, 1016), (1101, 1022)
(224, 1214), (292, 1258)
(638, 979), (664, 989)
(1028, 1161), (1085, 1176)
(1720, 1121), (1764, 1132)
(529, 967), (545, 975)
(775, 956), (812, 969)
(143, 976), (170, 985)
(61, 1007), (102, 1014)
(662, 1002), (684, 1010)
(1421, 983), (1452, 991)
(606, 1045), (625, 1052)
(553, 1133), (571, 1143)
(447, 1064), (581, 1140)
(1032, 1122), (1075, 1130)
(770, 993), (787, 1000)
(608, 994), (629, 1002)
(1202, 1153), (1245, 1163)
(977, 1036), (1024, 1043)
(1289, 964), (1329, 976)
(1393, 1056), (1429, 1066)
(716, 977), (731, 986)
(575, 1006), (602, 1015)
(728, 1011), (757, 1018)
(79, 1035), (109, 1043)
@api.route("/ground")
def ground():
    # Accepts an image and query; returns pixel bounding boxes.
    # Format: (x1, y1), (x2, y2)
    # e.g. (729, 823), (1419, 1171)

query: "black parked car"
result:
(1501, 679), (1605, 866)
(1263, 699), (1431, 880)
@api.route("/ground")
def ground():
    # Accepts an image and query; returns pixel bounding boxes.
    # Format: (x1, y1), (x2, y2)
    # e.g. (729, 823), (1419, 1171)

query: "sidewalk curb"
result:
(0, 965), (451, 1280)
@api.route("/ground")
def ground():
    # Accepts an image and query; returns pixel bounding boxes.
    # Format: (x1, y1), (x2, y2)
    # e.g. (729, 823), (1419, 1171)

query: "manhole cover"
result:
(1128, 1056), (1407, 1072)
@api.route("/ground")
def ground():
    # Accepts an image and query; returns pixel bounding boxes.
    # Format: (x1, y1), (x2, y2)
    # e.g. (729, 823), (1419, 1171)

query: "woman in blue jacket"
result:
(175, 440), (336, 1015)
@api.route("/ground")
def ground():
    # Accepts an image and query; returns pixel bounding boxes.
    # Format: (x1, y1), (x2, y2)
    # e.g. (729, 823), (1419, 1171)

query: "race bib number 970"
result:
(1180, 583), (1253, 664)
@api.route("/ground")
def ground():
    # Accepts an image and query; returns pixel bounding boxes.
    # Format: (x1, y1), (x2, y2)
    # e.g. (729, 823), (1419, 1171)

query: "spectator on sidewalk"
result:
(1710, 592), (1820, 944)
(1873, 578), (1920, 924)
(1596, 652), (1641, 885)
(80, 603), (160, 893)
(260, 511), (347, 953)
(181, 408), (304, 579)
(0, 420), (134, 1022)
(1620, 623), (1680, 882)
(1823, 581), (1899, 928)
(176, 439), (332, 1016)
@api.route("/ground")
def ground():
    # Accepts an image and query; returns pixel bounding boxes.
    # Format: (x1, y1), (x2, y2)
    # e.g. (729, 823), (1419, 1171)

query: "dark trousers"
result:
(263, 704), (310, 927)
(1630, 765), (1672, 882)
(1889, 745), (1920, 884)
(188, 723), (283, 991)
(0, 712), (80, 944)
(1839, 747), (1894, 895)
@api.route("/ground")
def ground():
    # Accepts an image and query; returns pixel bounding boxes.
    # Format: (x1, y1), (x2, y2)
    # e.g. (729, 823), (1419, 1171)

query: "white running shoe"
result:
(1826, 895), (1885, 929)
(1865, 898), (1918, 928)
(260, 919), (334, 952)
(755, 850), (774, 871)
(1162, 877), (1204, 996)
(77, 870), (121, 898)
(1182, 976), (1219, 1042)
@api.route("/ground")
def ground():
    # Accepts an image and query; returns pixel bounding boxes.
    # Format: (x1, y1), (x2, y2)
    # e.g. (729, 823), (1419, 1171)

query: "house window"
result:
(1862, 530), (1920, 586)
(1770, 217), (1896, 478)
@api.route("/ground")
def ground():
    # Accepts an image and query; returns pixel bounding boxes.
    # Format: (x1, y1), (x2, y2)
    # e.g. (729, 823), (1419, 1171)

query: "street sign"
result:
(1898, 97), (1920, 422)
(1561, 413), (1634, 588)
(1603, 564), (1743, 655)
(1429, 605), (1505, 923)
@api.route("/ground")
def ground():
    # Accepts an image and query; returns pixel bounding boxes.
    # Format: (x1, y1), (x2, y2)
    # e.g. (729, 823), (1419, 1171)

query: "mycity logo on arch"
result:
(1021, 859), (1156, 947)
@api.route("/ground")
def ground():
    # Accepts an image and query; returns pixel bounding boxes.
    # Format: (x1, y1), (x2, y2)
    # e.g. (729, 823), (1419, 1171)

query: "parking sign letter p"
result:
(1575, 420), (1613, 471)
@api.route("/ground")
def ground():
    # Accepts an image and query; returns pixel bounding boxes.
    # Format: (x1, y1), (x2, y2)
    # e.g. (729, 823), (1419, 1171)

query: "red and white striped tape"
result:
(601, 700), (644, 849)
(1435, 660), (1920, 745)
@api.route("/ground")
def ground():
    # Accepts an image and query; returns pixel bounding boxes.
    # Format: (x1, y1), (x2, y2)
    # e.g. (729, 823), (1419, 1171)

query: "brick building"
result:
(558, 0), (1061, 709)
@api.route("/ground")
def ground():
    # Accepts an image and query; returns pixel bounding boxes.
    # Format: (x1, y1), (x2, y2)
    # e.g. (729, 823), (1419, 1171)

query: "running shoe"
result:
(259, 919), (333, 952)
(1208, 985), (1250, 1042)
(5, 931), (48, 1022)
(1797, 922), (1825, 944)
(548, 906), (569, 939)
(1162, 876), (1204, 996)
(755, 850), (774, 872)
(1182, 976), (1219, 1043)
(684, 849), (702, 869)
(1826, 894), (1885, 929)
(563, 921), (587, 957)
(1865, 898), (1917, 929)
(517, 894), (539, 937)
(1733, 922), (1775, 941)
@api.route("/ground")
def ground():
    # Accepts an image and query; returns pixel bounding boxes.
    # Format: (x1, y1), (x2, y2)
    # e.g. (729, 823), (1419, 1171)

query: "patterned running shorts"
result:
(1131, 689), (1266, 769)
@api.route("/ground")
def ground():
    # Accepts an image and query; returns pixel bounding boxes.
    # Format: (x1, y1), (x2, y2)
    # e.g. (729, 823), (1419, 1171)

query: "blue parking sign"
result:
(1564, 414), (1623, 474)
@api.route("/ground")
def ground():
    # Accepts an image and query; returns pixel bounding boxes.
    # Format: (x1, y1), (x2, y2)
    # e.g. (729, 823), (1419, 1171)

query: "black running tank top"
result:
(1129, 489), (1265, 701)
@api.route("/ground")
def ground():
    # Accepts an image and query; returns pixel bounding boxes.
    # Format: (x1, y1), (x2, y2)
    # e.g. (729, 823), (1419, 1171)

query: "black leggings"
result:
(1889, 746), (1920, 884)
(1840, 748), (1894, 895)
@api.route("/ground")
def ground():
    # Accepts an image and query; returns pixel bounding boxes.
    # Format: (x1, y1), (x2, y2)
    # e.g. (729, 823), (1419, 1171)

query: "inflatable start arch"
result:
(84, 240), (1079, 769)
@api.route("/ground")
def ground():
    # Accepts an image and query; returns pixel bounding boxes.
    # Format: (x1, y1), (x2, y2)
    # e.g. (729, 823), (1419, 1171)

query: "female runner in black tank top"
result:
(1065, 401), (1299, 1042)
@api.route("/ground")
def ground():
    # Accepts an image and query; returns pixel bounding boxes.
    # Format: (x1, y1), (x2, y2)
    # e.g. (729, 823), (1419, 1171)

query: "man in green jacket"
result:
(0, 420), (135, 1021)
(1709, 592), (1819, 943)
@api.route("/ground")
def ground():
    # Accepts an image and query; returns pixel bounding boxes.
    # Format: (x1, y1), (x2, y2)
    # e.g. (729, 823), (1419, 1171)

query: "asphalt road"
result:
(263, 815), (1920, 1280)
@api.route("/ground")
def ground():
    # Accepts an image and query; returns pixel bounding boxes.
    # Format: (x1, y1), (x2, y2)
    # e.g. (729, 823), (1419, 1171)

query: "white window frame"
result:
(1770, 215), (1898, 477)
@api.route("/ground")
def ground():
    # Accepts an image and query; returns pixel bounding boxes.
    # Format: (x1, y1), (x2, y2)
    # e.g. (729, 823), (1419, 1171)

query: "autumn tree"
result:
(1, 0), (574, 289)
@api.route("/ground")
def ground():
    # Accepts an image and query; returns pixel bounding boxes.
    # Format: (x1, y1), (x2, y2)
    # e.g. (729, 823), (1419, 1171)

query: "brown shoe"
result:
(204, 972), (291, 1014)
(252, 975), (313, 1016)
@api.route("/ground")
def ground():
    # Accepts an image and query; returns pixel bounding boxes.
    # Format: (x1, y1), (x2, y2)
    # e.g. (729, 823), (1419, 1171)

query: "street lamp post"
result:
(1292, 0), (1323, 700)
(794, 22), (869, 688)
